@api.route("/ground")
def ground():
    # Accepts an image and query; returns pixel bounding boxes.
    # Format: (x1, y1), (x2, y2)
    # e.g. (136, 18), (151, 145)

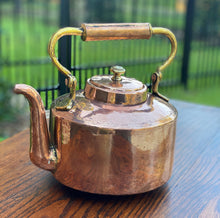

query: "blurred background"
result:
(0, 0), (220, 140)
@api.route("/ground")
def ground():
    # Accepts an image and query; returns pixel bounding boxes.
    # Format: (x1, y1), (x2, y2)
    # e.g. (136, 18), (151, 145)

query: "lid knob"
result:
(110, 66), (125, 81)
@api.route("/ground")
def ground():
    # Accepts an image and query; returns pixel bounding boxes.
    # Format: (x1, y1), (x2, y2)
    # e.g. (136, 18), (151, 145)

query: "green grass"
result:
(0, 137), (6, 142)
(0, 0), (220, 142)
(0, 0), (185, 88)
(0, 1), (59, 88)
(162, 84), (220, 107)
(0, 0), (220, 113)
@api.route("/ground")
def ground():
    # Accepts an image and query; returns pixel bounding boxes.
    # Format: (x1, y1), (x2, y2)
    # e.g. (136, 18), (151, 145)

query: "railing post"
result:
(181, 0), (196, 89)
(58, 0), (71, 95)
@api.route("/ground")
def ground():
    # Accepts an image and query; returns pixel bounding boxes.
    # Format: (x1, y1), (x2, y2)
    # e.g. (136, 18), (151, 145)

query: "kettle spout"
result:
(14, 84), (57, 171)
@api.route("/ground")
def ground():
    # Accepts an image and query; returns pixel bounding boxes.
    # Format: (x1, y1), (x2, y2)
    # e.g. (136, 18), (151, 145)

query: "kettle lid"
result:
(84, 66), (147, 105)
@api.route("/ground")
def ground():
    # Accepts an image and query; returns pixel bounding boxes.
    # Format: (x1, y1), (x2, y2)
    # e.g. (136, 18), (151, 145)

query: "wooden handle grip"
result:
(81, 23), (152, 41)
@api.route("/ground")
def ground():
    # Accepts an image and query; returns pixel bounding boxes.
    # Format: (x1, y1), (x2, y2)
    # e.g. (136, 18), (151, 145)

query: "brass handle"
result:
(48, 23), (177, 107)
(151, 27), (177, 101)
(48, 27), (83, 110)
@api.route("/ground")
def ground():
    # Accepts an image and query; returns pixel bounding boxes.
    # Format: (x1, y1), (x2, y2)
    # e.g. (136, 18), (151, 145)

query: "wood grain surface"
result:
(0, 100), (220, 218)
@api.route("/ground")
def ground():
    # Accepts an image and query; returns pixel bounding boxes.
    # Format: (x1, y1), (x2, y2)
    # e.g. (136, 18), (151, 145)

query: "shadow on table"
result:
(35, 173), (171, 217)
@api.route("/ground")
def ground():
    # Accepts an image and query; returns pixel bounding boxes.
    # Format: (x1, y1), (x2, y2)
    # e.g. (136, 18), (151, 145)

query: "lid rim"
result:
(85, 75), (148, 105)
(90, 75), (145, 92)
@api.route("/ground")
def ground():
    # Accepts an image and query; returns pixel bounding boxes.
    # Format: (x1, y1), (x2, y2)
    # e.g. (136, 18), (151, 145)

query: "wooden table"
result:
(0, 100), (220, 218)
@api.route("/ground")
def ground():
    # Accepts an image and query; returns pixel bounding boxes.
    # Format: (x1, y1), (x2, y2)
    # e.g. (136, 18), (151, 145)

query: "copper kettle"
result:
(14, 23), (177, 195)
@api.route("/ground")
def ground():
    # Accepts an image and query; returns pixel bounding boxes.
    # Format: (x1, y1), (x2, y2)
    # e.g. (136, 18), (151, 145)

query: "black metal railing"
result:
(0, 0), (220, 109)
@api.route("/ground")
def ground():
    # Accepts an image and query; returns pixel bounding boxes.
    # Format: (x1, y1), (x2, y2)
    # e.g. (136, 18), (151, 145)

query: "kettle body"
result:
(50, 90), (177, 195)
